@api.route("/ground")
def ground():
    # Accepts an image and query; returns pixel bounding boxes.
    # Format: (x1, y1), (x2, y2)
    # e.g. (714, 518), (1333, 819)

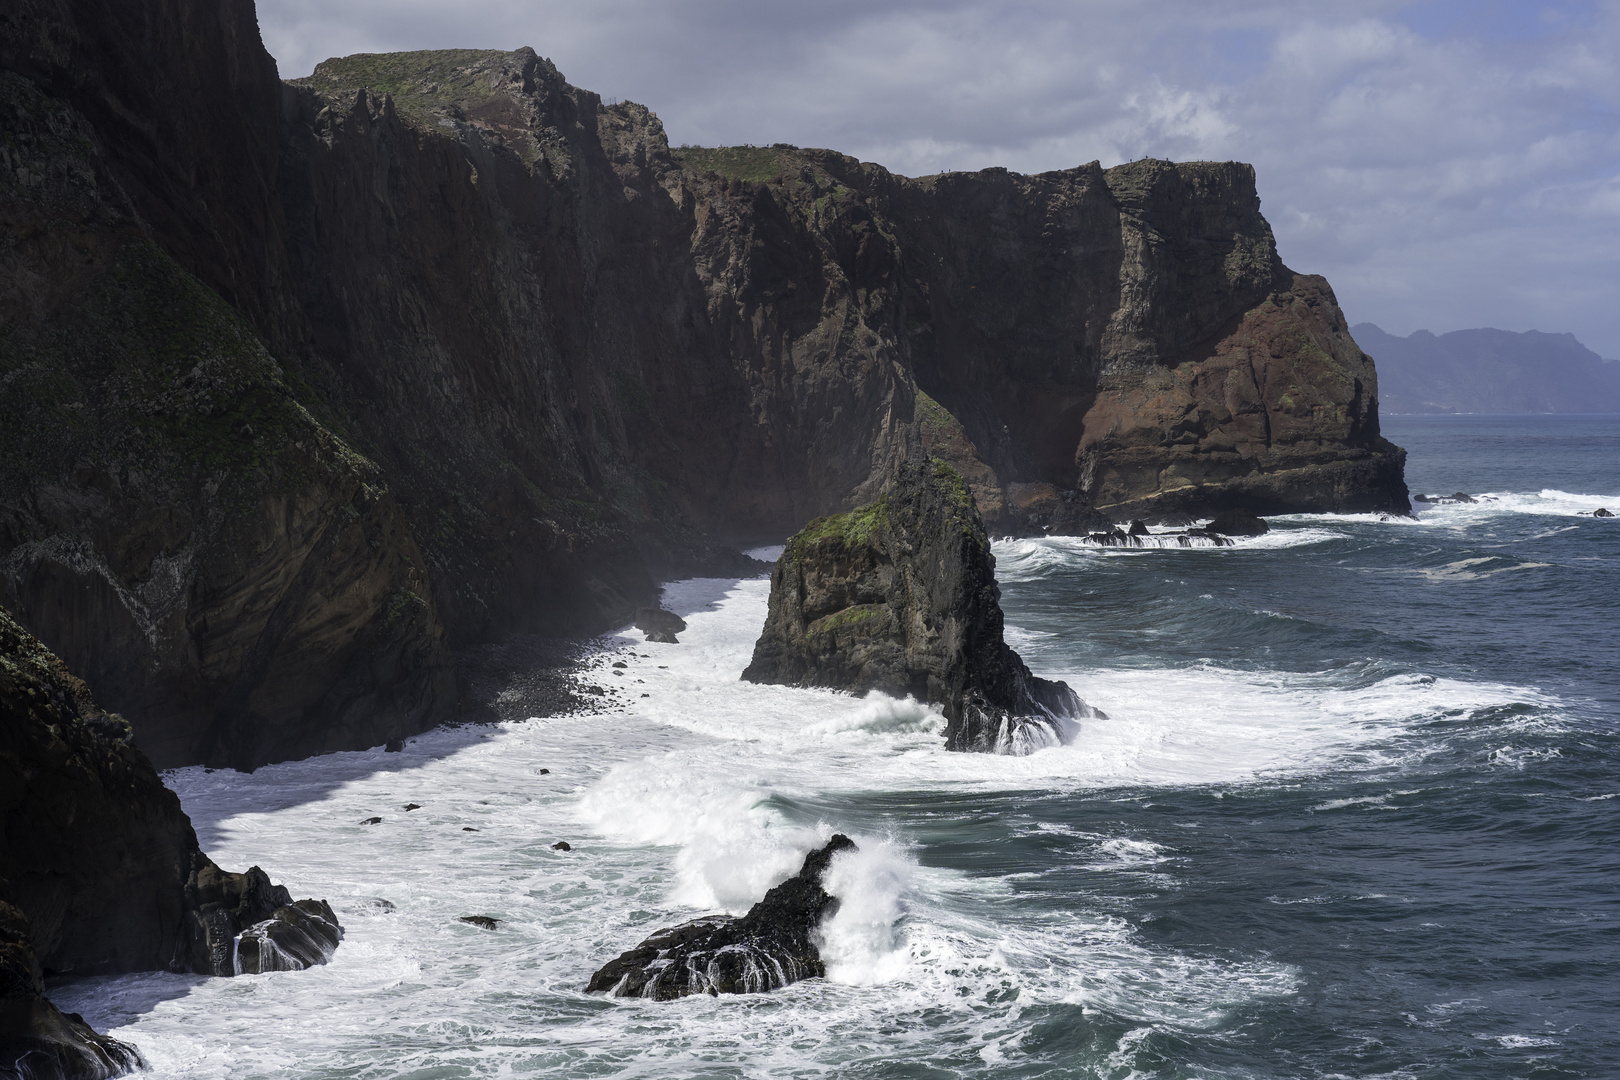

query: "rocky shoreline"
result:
(0, 610), (340, 1077)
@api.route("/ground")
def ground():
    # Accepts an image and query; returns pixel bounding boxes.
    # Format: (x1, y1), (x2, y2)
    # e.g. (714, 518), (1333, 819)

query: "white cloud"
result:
(255, 0), (1620, 355)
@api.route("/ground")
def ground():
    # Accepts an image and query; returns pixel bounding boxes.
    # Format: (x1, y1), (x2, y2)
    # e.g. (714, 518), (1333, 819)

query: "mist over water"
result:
(55, 415), (1620, 1078)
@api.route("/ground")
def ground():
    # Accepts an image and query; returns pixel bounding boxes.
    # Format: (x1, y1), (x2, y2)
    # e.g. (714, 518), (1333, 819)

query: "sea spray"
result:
(47, 424), (1620, 1077)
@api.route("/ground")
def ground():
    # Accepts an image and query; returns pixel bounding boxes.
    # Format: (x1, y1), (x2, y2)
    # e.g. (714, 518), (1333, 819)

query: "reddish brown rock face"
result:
(1078, 274), (1407, 519)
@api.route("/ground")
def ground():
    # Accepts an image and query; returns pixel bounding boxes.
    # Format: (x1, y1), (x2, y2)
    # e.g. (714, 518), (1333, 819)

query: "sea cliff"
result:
(2, 2), (1408, 769)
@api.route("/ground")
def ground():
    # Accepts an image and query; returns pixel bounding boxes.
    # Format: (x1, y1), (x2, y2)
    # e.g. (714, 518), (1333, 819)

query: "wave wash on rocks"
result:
(743, 458), (1100, 753)
(0, 609), (340, 1078)
(588, 835), (856, 999)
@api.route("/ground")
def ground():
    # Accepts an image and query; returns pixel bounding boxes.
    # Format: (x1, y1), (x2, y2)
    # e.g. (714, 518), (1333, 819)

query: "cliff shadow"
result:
(46, 969), (210, 1033)
(170, 723), (514, 852)
(655, 574), (765, 624)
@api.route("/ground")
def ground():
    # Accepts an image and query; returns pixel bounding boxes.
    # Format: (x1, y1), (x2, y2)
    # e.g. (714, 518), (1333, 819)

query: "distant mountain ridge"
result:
(1353, 323), (1620, 414)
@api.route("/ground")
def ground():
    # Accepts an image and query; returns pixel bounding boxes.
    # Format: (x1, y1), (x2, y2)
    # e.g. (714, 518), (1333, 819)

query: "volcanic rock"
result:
(0, 15), (1406, 773)
(588, 835), (855, 999)
(743, 459), (1097, 752)
(0, 609), (343, 1069)
(635, 608), (688, 644)
(1, 900), (143, 1080)
(1205, 509), (1271, 536)
(459, 916), (500, 931)
(1594, 508), (1614, 517)
(551, 841), (572, 851)
(235, 900), (342, 974)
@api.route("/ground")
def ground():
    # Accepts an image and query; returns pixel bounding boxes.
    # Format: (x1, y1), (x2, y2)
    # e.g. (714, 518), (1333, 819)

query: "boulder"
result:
(1177, 530), (1235, 547)
(742, 458), (1099, 753)
(635, 608), (688, 644)
(235, 901), (342, 974)
(588, 835), (855, 999)
(1205, 509), (1270, 536)
(1128, 520), (1150, 537)
(459, 916), (500, 931)
(1594, 508), (1614, 517)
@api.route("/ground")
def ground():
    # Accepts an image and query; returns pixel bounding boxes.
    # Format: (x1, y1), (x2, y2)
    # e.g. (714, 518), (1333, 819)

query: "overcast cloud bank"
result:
(257, 0), (1620, 357)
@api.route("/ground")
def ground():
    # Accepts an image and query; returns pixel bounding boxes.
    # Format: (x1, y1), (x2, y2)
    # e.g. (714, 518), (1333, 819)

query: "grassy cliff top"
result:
(293, 48), (559, 126)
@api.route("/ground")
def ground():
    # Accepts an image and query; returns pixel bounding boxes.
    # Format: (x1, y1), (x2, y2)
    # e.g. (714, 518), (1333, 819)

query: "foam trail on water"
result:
(42, 536), (1574, 1079)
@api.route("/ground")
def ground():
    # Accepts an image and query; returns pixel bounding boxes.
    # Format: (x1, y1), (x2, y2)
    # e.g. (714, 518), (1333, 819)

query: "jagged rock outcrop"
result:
(2, 1), (1408, 769)
(588, 834), (855, 999)
(743, 458), (1095, 752)
(1, 901), (142, 1080)
(1, 609), (340, 1070)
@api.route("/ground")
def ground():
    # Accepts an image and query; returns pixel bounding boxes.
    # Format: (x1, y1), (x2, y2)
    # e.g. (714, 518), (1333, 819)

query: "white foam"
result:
(992, 529), (1345, 581)
(49, 569), (1565, 1077)
(1408, 488), (1620, 521)
(816, 840), (914, 985)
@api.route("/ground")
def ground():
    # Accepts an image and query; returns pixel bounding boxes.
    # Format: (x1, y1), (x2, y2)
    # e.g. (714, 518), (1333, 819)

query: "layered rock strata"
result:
(0, 609), (340, 1071)
(2, 1), (1407, 769)
(743, 458), (1095, 752)
(587, 834), (855, 999)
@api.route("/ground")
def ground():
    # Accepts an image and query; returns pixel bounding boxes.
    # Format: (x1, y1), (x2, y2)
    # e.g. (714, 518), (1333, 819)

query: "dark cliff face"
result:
(2, 7), (1408, 768)
(1, 608), (340, 1073)
(742, 458), (1092, 752)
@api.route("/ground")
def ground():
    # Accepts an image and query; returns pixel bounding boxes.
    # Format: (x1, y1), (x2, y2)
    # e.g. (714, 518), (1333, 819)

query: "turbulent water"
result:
(56, 414), (1620, 1078)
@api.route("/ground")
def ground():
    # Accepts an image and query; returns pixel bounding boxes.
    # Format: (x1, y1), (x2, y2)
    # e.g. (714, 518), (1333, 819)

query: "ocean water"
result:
(54, 414), (1620, 1079)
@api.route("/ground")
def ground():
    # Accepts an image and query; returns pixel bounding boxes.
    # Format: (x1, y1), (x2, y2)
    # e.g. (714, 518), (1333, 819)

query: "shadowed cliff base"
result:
(0, 609), (339, 1075)
(1, 7), (1404, 770)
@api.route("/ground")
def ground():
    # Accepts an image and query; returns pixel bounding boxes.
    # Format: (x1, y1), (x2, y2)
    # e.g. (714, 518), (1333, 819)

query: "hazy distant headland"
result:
(1355, 323), (1620, 414)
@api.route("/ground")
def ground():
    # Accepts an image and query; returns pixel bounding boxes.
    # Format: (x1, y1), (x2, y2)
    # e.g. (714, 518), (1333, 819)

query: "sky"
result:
(256, 0), (1620, 357)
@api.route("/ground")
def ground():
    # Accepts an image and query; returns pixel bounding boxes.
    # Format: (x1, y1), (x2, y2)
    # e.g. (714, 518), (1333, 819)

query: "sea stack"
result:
(742, 458), (1097, 752)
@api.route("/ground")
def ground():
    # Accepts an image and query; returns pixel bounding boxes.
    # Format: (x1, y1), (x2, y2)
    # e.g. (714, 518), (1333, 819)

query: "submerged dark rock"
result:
(588, 835), (856, 999)
(635, 608), (688, 644)
(1205, 509), (1271, 536)
(1177, 530), (1235, 547)
(743, 458), (1098, 753)
(459, 916), (500, 931)
(1595, 508), (1614, 517)
(551, 841), (572, 852)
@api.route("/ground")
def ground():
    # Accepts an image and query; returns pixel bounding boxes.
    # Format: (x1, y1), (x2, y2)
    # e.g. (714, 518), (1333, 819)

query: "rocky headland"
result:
(743, 458), (1096, 752)
(1, 0), (1408, 773)
(0, 609), (339, 1076)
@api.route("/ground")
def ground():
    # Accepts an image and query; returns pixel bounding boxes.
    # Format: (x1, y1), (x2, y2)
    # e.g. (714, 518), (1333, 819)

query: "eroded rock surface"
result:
(588, 835), (855, 999)
(1, 900), (143, 1080)
(743, 459), (1096, 752)
(3, 10), (1406, 769)
(0, 610), (340, 1069)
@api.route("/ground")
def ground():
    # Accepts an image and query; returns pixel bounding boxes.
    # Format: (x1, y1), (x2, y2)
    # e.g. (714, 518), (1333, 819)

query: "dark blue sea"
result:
(57, 414), (1620, 1078)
